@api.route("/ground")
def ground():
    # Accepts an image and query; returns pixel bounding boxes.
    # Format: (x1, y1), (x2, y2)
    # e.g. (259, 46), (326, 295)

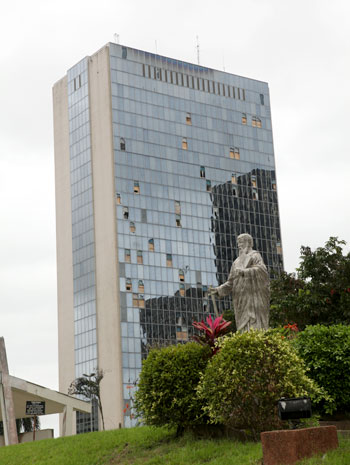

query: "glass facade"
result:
(65, 43), (282, 430)
(67, 59), (98, 433)
(109, 44), (283, 427)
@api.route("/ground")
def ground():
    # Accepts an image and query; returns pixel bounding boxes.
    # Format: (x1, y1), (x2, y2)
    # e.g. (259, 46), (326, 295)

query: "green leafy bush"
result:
(294, 324), (350, 414)
(270, 237), (350, 328)
(222, 308), (237, 333)
(197, 330), (326, 440)
(267, 323), (299, 341)
(134, 342), (210, 432)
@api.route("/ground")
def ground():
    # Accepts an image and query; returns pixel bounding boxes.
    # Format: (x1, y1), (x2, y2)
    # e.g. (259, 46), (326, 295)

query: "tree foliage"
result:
(197, 330), (328, 441)
(134, 343), (211, 434)
(69, 370), (105, 430)
(270, 237), (350, 328)
(294, 324), (350, 415)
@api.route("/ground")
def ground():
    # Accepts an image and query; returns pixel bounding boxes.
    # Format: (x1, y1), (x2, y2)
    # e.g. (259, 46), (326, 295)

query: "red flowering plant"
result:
(192, 315), (231, 355)
(267, 322), (299, 341)
(284, 322), (299, 332)
(282, 323), (299, 340)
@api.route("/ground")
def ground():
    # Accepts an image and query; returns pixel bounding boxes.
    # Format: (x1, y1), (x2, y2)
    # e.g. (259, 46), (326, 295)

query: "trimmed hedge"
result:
(294, 324), (350, 414)
(197, 330), (325, 440)
(134, 342), (210, 431)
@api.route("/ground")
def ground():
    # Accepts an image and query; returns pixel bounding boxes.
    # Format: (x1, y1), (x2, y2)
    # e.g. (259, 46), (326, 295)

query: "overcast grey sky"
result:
(0, 0), (349, 434)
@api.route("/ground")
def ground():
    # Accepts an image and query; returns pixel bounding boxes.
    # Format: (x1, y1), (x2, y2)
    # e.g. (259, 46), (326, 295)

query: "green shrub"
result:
(134, 342), (210, 432)
(197, 330), (326, 440)
(294, 324), (350, 414)
(266, 323), (299, 341)
(222, 308), (237, 333)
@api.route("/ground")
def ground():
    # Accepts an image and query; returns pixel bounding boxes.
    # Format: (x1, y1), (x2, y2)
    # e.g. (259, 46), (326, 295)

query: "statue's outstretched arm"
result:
(214, 264), (235, 298)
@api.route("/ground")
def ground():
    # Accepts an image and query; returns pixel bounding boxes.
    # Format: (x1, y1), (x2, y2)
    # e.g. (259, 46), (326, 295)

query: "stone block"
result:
(260, 426), (338, 465)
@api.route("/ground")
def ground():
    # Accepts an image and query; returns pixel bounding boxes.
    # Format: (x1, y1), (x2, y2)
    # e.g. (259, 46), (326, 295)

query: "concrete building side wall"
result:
(53, 76), (77, 435)
(88, 46), (124, 429)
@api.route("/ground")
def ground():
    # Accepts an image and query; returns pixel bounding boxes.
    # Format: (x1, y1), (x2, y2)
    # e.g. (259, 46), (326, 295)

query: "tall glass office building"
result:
(53, 43), (283, 434)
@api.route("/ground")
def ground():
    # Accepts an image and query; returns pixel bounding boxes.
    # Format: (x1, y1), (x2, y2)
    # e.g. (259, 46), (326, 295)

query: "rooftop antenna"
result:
(223, 53), (226, 72)
(196, 36), (200, 65)
(155, 40), (158, 54)
(114, 33), (120, 44)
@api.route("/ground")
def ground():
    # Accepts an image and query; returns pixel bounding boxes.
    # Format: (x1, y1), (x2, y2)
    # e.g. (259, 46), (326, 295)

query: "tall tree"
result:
(270, 237), (350, 328)
(68, 370), (105, 431)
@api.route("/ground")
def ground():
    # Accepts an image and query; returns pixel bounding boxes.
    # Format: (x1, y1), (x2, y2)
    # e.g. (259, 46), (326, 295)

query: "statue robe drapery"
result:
(217, 251), (270, 332)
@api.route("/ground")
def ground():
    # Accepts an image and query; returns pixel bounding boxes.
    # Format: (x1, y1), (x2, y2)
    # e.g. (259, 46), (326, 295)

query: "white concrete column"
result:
(0, 383), (9, 446)
(62, 405), (73, 437)
(0, 338), (18, 445)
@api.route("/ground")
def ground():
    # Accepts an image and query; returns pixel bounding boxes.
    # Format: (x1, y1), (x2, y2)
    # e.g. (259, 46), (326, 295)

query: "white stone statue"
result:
(210, 233), (270, 332)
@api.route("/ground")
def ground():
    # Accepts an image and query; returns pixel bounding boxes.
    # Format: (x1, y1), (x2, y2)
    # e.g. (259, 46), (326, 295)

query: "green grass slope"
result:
(0, 427), (349, 465)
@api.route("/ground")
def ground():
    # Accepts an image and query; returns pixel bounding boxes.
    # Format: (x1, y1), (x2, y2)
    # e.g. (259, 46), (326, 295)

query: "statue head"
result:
(237, 233), (253, 254)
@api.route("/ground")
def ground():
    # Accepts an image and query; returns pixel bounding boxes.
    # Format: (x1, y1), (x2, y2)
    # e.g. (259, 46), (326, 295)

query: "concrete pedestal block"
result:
(260, 426), (338, 465)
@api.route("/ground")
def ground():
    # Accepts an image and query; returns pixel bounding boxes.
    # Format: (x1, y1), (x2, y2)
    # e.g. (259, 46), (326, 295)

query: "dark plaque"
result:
(26, 401), (46, 416)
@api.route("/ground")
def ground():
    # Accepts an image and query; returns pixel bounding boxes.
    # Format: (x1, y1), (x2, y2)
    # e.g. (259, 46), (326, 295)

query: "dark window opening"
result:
(175, 201), (181, 215)
(139, 295), (145, 308)
(230, 147), (240, 159)
(74, 75), (82, 91)
(252, 116), (262, 128)
(133, 181), (140, 194)
(179, 283), (185, 297)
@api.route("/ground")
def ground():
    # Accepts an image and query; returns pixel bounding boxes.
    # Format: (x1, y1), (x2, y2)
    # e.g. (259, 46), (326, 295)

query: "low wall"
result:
(261, 426), (338, 465)
(0, 429), (54, 446)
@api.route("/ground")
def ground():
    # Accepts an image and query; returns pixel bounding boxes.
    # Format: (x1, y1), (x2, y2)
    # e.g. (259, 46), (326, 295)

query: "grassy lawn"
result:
(0, 426), (348, 465)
